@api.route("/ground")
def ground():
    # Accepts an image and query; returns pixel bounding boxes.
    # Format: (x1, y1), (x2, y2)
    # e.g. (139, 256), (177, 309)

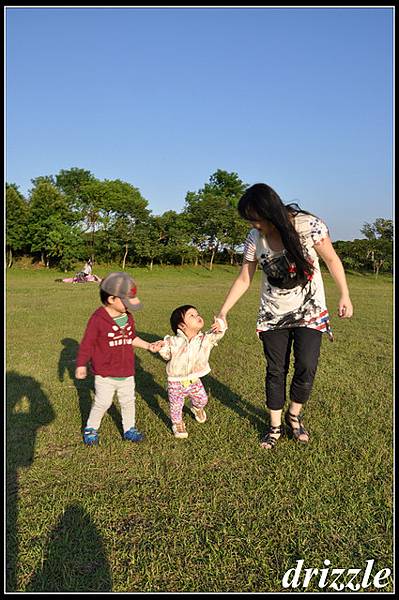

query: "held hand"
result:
(210, 316), (223, 333)
(148, 340), (165, 353)
(75, 366), (87, 379)
(212, 314), (228, 332)
(338, 296), (353, 319)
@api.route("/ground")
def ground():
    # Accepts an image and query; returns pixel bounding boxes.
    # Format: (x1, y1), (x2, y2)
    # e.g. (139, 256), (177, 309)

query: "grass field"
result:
(6, 265), (393, 592)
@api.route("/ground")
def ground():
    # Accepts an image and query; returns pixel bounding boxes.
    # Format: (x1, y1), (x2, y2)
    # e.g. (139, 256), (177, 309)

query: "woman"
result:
(77, 259), (101, 283)
(216, 183), (353, 449)
(81, 259), (93, 277)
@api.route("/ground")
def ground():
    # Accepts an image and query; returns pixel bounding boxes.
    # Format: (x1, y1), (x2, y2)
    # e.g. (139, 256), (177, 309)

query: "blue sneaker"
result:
(124, 427), (144, 443)
(83, 427), (99, 446)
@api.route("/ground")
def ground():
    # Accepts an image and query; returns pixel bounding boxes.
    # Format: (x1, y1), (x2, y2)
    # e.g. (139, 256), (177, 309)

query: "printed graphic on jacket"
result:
(107, 324), (134, 347)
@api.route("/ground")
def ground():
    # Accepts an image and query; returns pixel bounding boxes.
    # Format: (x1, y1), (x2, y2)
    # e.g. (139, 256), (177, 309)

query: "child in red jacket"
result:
(75, 272), (163, 446)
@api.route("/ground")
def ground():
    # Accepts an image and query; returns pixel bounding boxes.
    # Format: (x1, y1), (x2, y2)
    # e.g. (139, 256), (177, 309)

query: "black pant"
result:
(260, 327), (322, 410)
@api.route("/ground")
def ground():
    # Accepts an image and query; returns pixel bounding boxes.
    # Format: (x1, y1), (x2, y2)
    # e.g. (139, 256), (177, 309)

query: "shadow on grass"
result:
(26, 503), (112, 592)
(134, 353), (171, 430)
(204, 374), (266, 435)
(6, 370), (56, 591)
(135, 330), (173, 430)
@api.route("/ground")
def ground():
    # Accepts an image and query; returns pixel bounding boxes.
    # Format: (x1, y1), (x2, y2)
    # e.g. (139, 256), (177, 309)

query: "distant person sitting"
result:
(76, 259), (101, 283)
(76, 259), (93, 281)
(82, 259), (93, 276)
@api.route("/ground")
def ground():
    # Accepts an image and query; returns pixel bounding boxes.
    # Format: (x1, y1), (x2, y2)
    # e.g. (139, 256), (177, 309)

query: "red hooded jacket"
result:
(76, 307), (137, 377)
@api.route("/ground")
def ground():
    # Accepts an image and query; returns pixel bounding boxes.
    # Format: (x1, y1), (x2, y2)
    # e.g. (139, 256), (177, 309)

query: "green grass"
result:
(6, 266), (393, 592)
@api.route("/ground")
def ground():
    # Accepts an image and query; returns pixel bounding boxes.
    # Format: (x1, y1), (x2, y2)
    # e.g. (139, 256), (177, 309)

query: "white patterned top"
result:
(243, 212), (333, 340)
(158, 320), (227, 381)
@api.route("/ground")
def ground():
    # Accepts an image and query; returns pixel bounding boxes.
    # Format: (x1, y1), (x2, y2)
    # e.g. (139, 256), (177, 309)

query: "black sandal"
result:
(260, 424), (283, 449)
(285, 411), (309, 444)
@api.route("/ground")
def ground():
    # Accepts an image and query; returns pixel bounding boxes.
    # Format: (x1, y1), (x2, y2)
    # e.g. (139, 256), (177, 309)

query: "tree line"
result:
(6, 167), (393, 274)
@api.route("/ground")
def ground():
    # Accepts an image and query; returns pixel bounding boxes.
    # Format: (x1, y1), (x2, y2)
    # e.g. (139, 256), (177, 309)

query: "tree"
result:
(359, 217), (393, 276)
(184, 170), (247, 270)
(6, 184), (29, 267)
(223, 204), (251, 265)
(132, 219), (163, 270)
(27, 182), (73, 267)
(333, 239), (370, 272)
(29, 175), (56, 191)
(333, 237), (393, 275)
(366, 239), (393, 276)
(94, 179), (151, 265)
(208, 170), (249, 265)
(361, 218), (393, 241)
(45, 220), (85, 271)
(75, 180), (106, 257)
(156, 211), (197, 266)
(55, 167), (97, 232)
(55, 167), (96, 201)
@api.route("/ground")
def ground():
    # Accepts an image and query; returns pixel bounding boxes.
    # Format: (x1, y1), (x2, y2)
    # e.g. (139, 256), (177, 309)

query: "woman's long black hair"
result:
(238, 183), (314, 283)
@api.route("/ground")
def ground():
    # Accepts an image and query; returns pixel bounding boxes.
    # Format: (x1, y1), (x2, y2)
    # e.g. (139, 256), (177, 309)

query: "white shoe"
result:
(190, 406), (207, 423)
(172, 422), (188, 439)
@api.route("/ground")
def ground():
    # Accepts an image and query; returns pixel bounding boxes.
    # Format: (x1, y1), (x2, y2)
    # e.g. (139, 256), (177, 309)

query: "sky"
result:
(5, 6), (393, 241)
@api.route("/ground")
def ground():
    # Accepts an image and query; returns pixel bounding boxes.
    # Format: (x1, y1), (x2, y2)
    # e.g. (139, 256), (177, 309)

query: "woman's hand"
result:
(338, 296), (353, 318)
(314, 238), (354, 320)
(210, 316), (227, 333)
(212, 314), (228, 331)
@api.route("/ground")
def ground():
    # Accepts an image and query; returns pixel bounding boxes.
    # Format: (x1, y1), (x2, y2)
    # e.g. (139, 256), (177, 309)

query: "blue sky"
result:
(6, 7), (393, 241)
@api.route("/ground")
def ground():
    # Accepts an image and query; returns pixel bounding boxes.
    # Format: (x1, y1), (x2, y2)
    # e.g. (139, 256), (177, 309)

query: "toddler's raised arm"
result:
(204, 317), (228, 345)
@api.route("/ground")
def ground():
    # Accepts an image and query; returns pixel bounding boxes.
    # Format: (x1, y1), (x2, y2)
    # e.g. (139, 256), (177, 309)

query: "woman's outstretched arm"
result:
(216, 259), (258, 326)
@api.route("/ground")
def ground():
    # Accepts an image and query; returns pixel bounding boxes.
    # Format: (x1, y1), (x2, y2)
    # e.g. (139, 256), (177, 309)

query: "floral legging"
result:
(167, 379), (208, 423)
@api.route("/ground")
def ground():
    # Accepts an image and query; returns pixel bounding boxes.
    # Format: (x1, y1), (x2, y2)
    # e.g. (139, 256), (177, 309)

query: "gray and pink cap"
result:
(100, 272), (142, 312)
